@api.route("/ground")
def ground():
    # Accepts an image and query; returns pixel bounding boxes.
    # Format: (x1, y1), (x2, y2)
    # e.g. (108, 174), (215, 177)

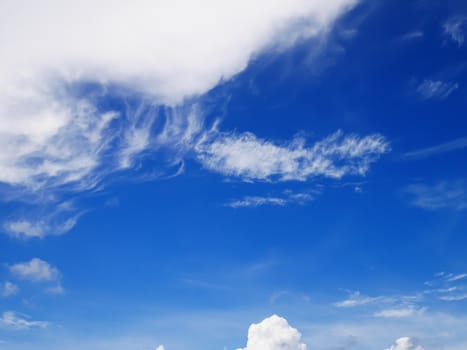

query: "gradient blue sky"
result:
(1, 1), (467, 350)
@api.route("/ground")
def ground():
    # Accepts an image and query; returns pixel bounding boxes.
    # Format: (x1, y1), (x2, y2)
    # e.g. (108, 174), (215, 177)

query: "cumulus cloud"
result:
(197, 131), (389, 182)
(404, 180), (467, 210)
(237, 315), (307, 350)
(0, 311), (48, 330)
(415, 79), (459, 100)
(385, 337), (424, 350)
(444, 16), (467, 47)
(9, 258), (61, 282)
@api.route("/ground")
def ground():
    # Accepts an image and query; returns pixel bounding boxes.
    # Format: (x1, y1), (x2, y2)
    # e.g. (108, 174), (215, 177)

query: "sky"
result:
(0, 0), (467, 349)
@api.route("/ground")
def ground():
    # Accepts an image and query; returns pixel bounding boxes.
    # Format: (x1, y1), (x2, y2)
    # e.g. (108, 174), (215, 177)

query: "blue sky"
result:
(0, 1), (467, 350)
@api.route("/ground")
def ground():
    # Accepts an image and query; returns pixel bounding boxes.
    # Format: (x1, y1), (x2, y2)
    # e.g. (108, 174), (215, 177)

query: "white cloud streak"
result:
(374, 307), (425, 319)
(402, 137), (467, 160)
(0, 311), (48, 330)
(226, 190), (316, 208)
(197, 131), (389, 182)
(415, 79), (459, 100)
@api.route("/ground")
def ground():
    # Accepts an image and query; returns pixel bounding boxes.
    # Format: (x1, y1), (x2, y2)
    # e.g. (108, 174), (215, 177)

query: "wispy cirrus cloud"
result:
(197, 130), (389, 182)
(403, 180), (467, 210)
(444, 16), (467, 47)
(415, 79), (459, 100)
(0, 311), (48, 331)
(402, 137), (467, 160)
(374, 306), (426, 319)
(226, 190), (318, 208)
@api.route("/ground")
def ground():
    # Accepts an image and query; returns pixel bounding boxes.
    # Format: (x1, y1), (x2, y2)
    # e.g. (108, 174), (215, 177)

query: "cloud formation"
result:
(237, 315), (307, 350)
(9, 258), (61, 283)
(374, 307), (425, 319)
(226, 190), (317, 208)
(1, 281), (19, 298)
(385, 337), (424, 350)
(0, 311), (48, 330)
(0, 0), (356, 192)
(402, 137), (467, 160)
(404, 180), (467, 210)
(197, 131), (389, 182)
(444, 16), (467, 47)
(415, 79), (459, 100)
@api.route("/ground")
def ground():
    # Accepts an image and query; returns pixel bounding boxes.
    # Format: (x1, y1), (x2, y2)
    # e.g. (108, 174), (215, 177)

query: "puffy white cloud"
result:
(0, 311), (48, 330)
(197, 131), (389, 182)
(0, 0), (356, 191)
(1, 281), (19, 297)
(385, 337), (424, 350)
(415, 79), (459, 100)
(237, 315), (307, 350)
(9, 258), (61, 282)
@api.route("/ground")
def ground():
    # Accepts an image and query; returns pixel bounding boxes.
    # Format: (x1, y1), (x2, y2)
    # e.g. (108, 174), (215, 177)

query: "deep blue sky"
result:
(1, 1), (467, 350)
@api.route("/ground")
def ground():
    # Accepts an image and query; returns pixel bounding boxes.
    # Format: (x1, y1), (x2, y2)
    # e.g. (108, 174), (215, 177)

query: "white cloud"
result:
(404, 180), (467, 210)
(197, 130), (389, 182)
(1, 282), (19, 297)
(402, 137), (467, 160)
(444, 16), (467, 47)
(237, 315), (307, 350)
(439, 294), (467, 301)
(334, 291), (385, 307)
(0, 311), (48, 330)
(226, 190), (316, 208)
(227, 196), (288, 208)
(447, 273), (467, 282)
(9, 258), (61, 282)
(385, 337), (424, 350)
(374, 307), (425, 319)
(156, 346), (165, 350)
(415, 79), (459, 100)
(3, 201), (81, 239)
(0, 0), (357, 192)
(45, 284), (65, 295)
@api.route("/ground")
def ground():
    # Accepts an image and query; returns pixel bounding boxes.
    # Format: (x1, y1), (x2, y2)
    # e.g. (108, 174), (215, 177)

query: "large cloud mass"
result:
(0, 0), (356, 191)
